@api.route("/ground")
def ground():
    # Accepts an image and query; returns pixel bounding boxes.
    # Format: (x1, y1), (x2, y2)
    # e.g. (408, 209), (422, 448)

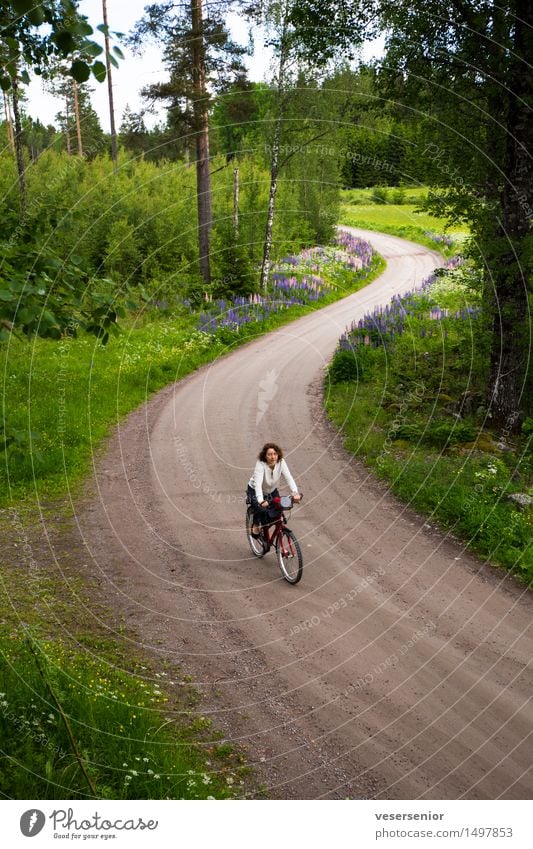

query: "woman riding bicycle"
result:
(247, 442), (301, 537)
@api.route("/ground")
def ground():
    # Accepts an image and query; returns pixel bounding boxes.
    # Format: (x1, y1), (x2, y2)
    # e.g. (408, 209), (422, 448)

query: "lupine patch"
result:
(338, 257), (478, 352)
(197, 231), (376, 335)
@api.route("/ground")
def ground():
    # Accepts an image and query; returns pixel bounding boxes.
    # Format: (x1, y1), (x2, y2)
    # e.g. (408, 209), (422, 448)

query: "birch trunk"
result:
(65, 90), (71, 154)
(233, 167), (239, 242)
(73, 80), (83, 156)
(10, 75), (26, 213)
(260, 115), (281, 291)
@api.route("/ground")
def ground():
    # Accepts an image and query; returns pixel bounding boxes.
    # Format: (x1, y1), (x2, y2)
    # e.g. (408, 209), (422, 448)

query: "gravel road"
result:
(80, 229), (533, 799)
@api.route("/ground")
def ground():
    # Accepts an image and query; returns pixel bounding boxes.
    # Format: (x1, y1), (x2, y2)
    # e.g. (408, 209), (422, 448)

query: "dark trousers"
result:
(247, 485), (280, 528)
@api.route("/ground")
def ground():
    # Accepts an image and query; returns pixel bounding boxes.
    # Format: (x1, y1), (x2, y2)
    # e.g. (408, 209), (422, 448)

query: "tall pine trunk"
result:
(191, 0), (212, 283)
(102, 0), (118, 165)
(259, 14), (289, 292)
(486, 0), (533, 427)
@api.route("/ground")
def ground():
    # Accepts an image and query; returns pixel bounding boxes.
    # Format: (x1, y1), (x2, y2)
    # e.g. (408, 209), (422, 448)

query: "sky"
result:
(25, 0), (384, 132)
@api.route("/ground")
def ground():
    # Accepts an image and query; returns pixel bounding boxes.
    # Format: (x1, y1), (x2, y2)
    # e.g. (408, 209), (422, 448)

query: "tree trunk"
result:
(65, 89), (72, 154)
(191, 0), (212, 283)
(260, 24), (289, 292)
(102, 0), (118, 165)
(3, 91), (15, 152)
(10, 75), (26, 213)
(486, 0), (533, 427)
(73, 80), (83, 156)
(260, 114), (281, 291)
(233, 167), (239, 242)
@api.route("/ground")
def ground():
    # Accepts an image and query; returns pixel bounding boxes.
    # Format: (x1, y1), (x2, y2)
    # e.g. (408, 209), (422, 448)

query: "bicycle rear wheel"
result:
(246, 507), (266, 557)
(276, 528), (303, 584)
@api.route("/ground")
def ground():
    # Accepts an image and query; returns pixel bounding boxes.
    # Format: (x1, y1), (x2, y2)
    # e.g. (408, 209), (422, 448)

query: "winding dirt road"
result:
(80, 229), (533, 799)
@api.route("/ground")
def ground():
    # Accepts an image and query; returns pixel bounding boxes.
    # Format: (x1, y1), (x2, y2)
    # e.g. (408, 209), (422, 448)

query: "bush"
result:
(390, 187), (407, 204)
(328, 346), (377, 384)
(371, 187), (389, 204)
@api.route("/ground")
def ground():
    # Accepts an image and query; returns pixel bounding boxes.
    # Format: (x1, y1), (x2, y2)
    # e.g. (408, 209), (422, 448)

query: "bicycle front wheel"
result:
(246, 506), (266, 558)
(276, 528), (303, 584)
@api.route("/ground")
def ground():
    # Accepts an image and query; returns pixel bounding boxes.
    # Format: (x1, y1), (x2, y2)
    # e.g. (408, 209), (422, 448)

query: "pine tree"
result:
(130, 1), (249, 283)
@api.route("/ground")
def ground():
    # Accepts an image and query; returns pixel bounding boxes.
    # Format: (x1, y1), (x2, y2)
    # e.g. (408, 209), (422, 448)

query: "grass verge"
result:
(0, 515), (247, 799)
(325, 265), (532, 582)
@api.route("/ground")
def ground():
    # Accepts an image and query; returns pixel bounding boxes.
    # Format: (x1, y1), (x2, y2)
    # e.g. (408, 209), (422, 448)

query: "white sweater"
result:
(248, 459), (297, 502)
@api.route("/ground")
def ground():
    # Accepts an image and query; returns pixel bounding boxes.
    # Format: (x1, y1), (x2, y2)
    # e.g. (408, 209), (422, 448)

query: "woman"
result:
(247, 443), (301, 537)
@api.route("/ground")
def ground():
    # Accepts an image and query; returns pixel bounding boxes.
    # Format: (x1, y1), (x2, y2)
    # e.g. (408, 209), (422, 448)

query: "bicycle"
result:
(245, 494), (303, 584)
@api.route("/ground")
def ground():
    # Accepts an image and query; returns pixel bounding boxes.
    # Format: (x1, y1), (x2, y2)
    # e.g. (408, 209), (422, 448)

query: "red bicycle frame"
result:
(261, 507), (292, 554)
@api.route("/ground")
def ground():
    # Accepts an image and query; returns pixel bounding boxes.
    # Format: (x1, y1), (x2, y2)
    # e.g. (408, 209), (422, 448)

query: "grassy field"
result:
(340, 187), (430, 205)
(339, 187), (469, 255)
(342, 203), (466, 234)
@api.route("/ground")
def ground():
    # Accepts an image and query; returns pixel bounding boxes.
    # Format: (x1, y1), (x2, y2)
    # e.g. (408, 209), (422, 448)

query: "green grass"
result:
(0, 510), (247, 800)
(325, 266), (532, 582)
(1, 252), (384, 510)
(340, 186), (430, 205)
(340, 204), (467, 254)
(327, 381), (532, 580)
(342, 203), (465, 234)
(339, 187), (469, 256)
(0, 633), (243, 799)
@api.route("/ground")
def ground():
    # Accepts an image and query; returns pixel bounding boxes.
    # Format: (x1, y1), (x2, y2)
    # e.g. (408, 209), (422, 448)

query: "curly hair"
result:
(258, 442), (283, 462)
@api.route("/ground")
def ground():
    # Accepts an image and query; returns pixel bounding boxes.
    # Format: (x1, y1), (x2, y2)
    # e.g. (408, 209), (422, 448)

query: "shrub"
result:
(328, 346), (377, 384)
(371, 187), (388, 204)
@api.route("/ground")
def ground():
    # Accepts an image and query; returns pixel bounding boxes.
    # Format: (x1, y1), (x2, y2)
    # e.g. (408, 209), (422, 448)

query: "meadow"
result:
(340, 187), (468, 255)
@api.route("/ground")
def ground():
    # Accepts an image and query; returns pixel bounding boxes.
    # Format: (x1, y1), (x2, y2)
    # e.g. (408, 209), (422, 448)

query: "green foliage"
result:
(328, 346), (377, 384)
(0, 239), (125, 343)
(0, 145), (337, 304)
(211, 225), (255, 297)
(371, 187), (388, 204)
(0, 2), (119, 90)
(522, 418), (533, 438)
